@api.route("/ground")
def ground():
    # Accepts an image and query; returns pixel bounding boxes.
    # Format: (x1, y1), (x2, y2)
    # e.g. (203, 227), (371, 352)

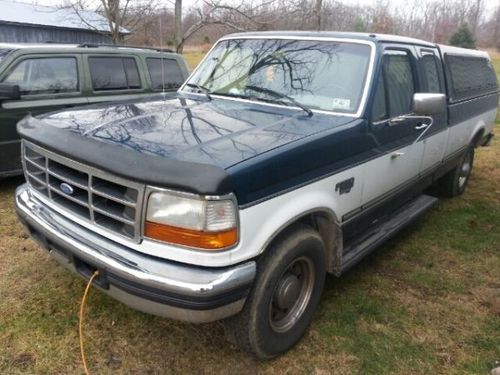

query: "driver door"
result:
(362, 47), (426, 205)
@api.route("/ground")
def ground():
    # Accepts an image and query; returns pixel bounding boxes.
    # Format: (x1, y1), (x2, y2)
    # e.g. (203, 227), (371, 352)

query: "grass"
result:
(492, 52), (500, 84)
(0, 58), (498, 374)
(182, 51), (206, 71)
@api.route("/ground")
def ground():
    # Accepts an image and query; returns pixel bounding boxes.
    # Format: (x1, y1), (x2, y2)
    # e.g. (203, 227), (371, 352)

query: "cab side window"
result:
(3, 57), (78, 95)
(371, 50), (415, 121)
(421, 52), (442, 93)
(383, 51), (415, 118)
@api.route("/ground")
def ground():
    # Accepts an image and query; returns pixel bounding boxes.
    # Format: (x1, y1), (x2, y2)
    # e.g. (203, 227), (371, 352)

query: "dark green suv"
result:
(0, 43), (189, 177)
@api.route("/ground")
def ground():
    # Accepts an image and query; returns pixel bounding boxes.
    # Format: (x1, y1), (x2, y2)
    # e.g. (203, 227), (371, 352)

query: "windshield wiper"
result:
(186, 83), (212, 100)
(245, 85), (313, 117)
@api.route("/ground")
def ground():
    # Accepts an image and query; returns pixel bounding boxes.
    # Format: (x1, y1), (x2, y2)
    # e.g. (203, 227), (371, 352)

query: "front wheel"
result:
(223, 223), (326, 359)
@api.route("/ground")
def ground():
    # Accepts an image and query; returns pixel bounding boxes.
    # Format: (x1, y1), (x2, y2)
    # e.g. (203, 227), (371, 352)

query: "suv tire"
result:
(223, 223), (326, 359)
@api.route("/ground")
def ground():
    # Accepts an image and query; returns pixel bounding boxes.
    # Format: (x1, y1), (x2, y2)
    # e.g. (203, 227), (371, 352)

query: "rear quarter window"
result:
(146, 58), (184, 90)
(445, 54), (498, 101)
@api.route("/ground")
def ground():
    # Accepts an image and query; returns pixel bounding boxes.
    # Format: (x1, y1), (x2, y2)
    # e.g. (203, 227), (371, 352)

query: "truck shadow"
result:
(0, 175), (25, 190)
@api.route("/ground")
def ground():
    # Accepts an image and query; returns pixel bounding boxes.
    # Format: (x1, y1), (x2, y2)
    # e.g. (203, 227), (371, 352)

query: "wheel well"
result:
(472, 128), (485, 147)
(268, 211), (341, 274)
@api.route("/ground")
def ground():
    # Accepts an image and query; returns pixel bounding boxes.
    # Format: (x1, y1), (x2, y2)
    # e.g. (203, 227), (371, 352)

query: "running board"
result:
(340, 194), (438, 274)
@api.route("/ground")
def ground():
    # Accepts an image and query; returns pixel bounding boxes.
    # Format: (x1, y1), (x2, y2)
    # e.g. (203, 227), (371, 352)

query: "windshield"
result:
(184, 38), (372, 114)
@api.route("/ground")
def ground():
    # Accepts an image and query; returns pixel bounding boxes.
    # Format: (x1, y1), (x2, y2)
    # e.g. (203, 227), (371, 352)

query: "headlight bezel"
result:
(142, 186), (240, 251)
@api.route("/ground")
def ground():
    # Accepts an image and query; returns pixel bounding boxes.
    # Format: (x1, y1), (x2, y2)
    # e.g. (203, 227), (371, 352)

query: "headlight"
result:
(144, 190), (238, 250)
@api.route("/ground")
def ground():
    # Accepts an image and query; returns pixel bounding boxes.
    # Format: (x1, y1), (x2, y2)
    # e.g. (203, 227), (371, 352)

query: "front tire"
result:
(436, 146), (474, 197)
(223, 223), (326, 359)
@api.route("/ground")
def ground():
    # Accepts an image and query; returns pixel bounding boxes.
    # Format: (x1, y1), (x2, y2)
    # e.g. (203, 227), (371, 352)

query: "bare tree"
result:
(370, 0), (395, 34)
(172, 0), (278, 53)
(66, 0), (500, 52)
(314, 0), (323, 31)
(174, 0), (183, 52)
(101, 0), (129, 44)
(470, 0), (483, 36)
(126, 3), (165, 46)
(64, 0), (158, 44)
(495, 2), (500, 51)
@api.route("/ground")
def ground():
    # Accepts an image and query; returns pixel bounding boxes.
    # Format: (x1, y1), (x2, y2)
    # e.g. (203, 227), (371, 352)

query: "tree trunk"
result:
(314, 0), (323, 31)
(174, 0), (183, 53)
(495, 3), (500, 51)
(110, 0), (119, 44)
(471, 0), (482, 36)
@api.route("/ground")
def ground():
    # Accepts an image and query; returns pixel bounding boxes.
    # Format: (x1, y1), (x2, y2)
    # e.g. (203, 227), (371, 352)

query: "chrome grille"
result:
(22, 141), (145, 242)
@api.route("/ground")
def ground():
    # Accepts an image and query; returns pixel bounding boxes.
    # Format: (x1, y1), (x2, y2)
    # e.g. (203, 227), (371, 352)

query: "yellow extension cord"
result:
(79, 270), (100, 375)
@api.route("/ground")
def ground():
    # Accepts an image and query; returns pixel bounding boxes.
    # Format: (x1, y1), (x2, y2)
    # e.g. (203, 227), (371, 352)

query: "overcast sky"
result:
(17, 0), (500, 16)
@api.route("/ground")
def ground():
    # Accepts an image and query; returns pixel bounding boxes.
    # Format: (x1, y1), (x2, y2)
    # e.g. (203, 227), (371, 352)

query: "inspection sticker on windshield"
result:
(332, 98), (351, 110)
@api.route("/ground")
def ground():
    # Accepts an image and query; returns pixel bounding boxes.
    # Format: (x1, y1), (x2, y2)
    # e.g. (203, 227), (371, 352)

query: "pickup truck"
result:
(15, 32), (498, 358)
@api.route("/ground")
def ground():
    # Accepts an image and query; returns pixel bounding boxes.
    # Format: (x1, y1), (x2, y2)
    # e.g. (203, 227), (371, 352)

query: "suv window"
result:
(385, 50), (415, 118)
(146, 58), (184, 90)
(89, 57), (141, 91)
(3, 57), (78, 95)
(421, 52), (442, 93)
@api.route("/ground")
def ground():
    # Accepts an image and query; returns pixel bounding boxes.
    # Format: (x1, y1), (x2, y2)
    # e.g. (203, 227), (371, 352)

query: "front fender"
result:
(237, 164), (366, 265)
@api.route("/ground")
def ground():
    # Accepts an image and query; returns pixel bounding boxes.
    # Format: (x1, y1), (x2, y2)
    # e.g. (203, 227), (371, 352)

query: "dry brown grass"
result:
(1, 129), (498, 374)
(182, 51), (206, 71)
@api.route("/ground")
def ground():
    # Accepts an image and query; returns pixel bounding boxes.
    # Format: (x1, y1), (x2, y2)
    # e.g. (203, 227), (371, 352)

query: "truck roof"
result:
(225, 32), (492, 59)
(438, 44), (490, 59)
(224, 31), (437, 48)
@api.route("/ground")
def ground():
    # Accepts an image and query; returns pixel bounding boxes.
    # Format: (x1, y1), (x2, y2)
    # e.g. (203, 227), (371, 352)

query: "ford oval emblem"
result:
(59, 182), (74, 195)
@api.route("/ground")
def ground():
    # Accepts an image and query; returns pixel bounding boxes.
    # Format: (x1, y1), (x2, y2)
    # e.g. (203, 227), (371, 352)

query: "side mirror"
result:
(413, 93), (446, 116)
(0, 83), (21, 101)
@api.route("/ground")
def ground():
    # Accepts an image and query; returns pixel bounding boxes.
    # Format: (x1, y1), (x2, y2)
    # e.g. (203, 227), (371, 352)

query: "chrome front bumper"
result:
(15, 184), (256, 323)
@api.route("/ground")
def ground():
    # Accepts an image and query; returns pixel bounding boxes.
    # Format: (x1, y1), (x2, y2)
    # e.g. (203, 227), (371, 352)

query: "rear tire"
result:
(436, 146), (474, 197)
(223, 223), (326, 359)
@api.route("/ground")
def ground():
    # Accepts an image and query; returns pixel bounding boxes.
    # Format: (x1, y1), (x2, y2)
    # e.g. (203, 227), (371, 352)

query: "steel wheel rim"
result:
(458, 153), (472, 189)
(269, 256), (315, 333)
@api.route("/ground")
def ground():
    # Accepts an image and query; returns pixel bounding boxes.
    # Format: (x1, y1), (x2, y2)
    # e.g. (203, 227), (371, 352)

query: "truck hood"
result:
(32, 94), (355, 169)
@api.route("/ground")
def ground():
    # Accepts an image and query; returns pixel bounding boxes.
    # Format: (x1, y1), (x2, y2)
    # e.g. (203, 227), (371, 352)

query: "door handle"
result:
(415, 124), (428, 130)
(391, 151), (405, 159)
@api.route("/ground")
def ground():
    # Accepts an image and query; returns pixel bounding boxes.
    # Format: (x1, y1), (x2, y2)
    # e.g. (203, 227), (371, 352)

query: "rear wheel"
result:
(436, 147), (474, 197)
(223, 223), (326, 359)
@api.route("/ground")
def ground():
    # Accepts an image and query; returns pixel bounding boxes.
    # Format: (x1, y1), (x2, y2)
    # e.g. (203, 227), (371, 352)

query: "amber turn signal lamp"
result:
(144, 221), (238, 250)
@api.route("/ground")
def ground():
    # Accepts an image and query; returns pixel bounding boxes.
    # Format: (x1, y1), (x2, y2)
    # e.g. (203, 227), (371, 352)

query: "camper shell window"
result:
(445, 54), (498, 101)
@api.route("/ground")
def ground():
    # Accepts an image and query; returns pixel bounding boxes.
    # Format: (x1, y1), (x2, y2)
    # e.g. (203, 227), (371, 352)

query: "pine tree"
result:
(352, 17), (366, 32)
(449, 24), (476, 49)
